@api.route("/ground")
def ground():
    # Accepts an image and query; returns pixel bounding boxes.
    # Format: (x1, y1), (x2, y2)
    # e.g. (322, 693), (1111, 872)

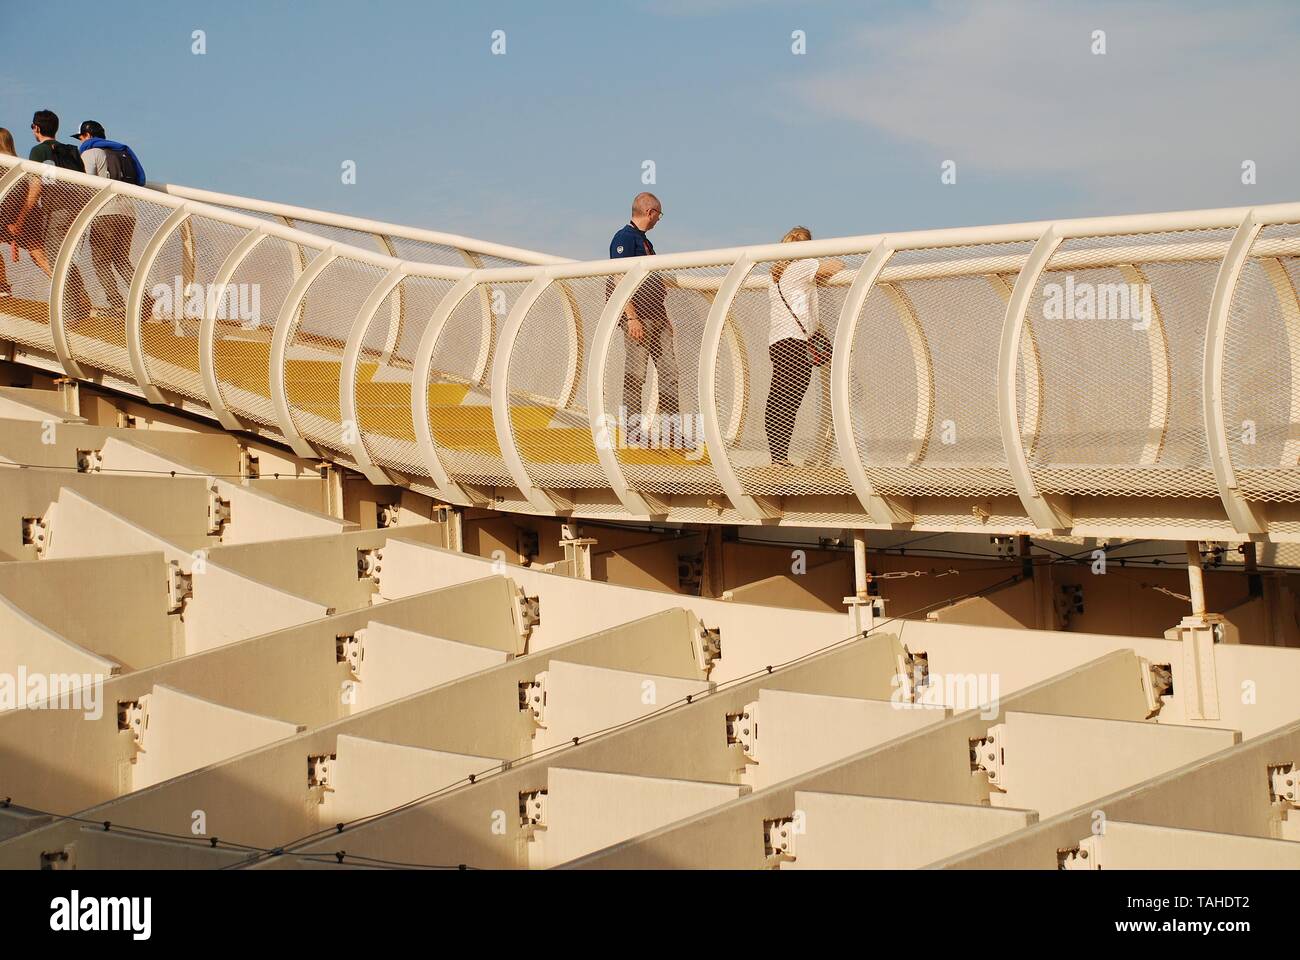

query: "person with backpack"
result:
(74, 121), (147, 315)
(8, 110), (91, 317)
(765, 226), (843, 466)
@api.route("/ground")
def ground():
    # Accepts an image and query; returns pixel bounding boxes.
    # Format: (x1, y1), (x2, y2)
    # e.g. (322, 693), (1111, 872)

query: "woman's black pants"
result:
(765, 337), (813, 462)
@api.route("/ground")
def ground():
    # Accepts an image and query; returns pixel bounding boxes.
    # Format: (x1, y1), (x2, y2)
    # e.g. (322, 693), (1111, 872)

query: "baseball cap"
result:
(74, 120), (106, 140)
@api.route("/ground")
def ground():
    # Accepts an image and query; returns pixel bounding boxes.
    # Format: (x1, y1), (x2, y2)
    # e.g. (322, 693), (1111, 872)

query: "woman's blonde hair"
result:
(0, 128), (15, 158)
(771, 225), (813, 284)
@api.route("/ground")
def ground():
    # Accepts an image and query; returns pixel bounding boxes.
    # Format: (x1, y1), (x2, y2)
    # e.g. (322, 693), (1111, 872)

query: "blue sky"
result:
(2, 0), (1297, 258)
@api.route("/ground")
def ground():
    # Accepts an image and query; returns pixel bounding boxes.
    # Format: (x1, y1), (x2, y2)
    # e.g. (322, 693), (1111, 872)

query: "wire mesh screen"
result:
(723, 253), (864, 498)
(42, 178), (100, 357)
(1028, 229), (1232, 497)
(426, 278), (531, 488)
(140, 215), (251, 402)
(0, 173), (60, 350)
(214, 236), (324, 429)
(356, 274), (458, 475)
(57, 192), (169, 378)
(849, 242), (1034, 499)
(506, 278), (604, 490)
(1225, 222), (1300, 503)
(286, 256), (388, 451)
(600, 263), (731, 498)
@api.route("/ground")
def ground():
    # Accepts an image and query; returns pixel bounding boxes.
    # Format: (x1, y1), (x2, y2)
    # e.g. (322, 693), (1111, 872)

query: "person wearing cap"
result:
(609, 191), (679, 447)
(74, 120), (144, 316)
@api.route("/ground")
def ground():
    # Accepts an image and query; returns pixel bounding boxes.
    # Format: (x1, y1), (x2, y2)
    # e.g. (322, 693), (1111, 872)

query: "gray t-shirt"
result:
(81, 147), (136, 219)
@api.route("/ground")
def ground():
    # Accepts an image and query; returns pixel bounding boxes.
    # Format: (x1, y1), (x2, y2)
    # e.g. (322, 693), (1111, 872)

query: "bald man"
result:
(609, 192), (679, 445)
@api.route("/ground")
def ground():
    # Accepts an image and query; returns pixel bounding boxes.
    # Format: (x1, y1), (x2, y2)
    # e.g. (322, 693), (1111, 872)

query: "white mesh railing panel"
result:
(1224, 222), (1300, 503)
(601, 264), (732, 498)
(213, 236), (323, 429)
(286, 256), (388, 451)
(723, 254), (865, 498)
(426, 278), (532, 488)
(140, 215), (251, 403)
(356, 274), (458, 475)
(505, 278), (602, 490)
(1027, 229), (1231, 498)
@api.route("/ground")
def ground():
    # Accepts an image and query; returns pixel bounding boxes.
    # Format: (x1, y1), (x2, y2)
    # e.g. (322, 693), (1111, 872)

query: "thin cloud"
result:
(786, 0), (1300, 209)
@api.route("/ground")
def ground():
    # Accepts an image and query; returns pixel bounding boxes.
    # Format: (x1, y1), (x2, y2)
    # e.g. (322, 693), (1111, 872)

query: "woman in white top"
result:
(765, 226), (842, 465)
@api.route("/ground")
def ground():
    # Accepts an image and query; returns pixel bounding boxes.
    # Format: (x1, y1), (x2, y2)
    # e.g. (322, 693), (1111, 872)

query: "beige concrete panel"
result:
(0, 390), (82, 422)
(0, 469), (212, 560)
(987, 711), (1239, 819)
(0, 807), (52, 843)
(132, 684), (304, 791)
(749, 689), (948, 790)
(723, 560), (852, 613)
(215, 479), (354, 545)
(0, 609), (708, 861)
(530, 660), (713, 753)
(52, 825), (251, 869)
(935, 716), (1300, 868)
(245, 477), (329, 512)
(901, 618), (1300, 739)
(567, 651), (1149, 868)
(0, 581), (520, 820)
(594, 534), (706, 593)
(532, 767), (746, 869)
(98, 431), (242, 478)
(351, 622), (509, 713)
(42, 487), (211, 560)
(926, 577), (1037, 629)
(0, 592), (120, 694)
(284, 634), (905, 869)
(379, 539), (853, 683)
(95, 435), (207, 477)
(786, 791), (1037, 869)
(0, 420), (237, 474)
(0, 554), (174, 669)
(204, 526), (439, 610)
(182, 563), (333, 655)
(324, 735), (502, 827)
(1075, 820), (1300, 869)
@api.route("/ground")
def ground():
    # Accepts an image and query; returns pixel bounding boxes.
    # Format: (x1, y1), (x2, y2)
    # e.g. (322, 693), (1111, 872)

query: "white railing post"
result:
(698, 255), (776, 520)
(490, 275), (565, 512)
(127, 204), (193, 403)
(831, 241), (913, 524)
(998, 224), (1072, 531)
(49, 185), (118, 379)
(200, 231), (265, 430)
(1204, 210), (1268, 535)
(587, 264), (657, 517)
(269, 250), (338, 459)
(410, 274), (479, 506)
(341, 266), (406, 486)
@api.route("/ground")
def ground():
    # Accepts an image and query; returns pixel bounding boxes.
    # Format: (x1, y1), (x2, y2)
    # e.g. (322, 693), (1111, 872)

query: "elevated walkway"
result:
(3, 155), (1300, 542)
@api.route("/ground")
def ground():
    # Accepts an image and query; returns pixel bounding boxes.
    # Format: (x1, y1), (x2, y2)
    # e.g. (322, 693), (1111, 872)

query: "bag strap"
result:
(776, 267), (813, 339)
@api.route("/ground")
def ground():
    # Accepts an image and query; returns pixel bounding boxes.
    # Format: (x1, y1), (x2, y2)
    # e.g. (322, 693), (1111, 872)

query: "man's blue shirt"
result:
(610, 223), (654, 259)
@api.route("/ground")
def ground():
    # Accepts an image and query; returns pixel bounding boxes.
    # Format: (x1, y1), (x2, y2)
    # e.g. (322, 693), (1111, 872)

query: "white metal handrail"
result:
(3, 154), (1300, 541)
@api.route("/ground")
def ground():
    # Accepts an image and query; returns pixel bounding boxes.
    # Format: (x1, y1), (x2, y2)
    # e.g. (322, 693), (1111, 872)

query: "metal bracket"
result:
(1269, 762), (1298, 808)
(726, 701), (760, 765)
(1059, 836), (1101, 870)
(167, 560), (193, 614)
(513, 591), (541, 647)
(357, 547), (383, 584)
(896, 647), (930, 703)
(308, 753), (336, 793)
(377, 503), (400, 529)
(336, 630), (365, 681)
(22, 516), (49, 557)
(971, 722), (1007, 792)
(519, 789), (548, 836)
(117, 696), (150, 750)
(1139, 659), (1174, 719)
(76, 448), (102, 474)
(40, 846), (76, 871)
(207, 487), (232, 536)
(763, 816), (797, 863)
(694, 623), (722, 676)
(519, 672), (548, 727)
